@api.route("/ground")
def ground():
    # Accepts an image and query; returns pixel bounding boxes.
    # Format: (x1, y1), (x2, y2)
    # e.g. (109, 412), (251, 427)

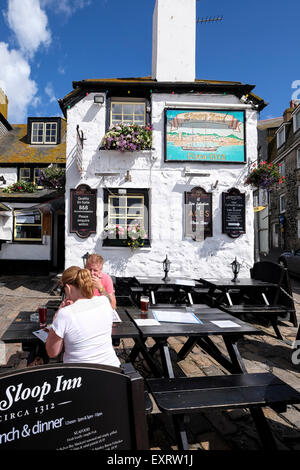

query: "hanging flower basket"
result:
(244, 161), (285, 189)
(102, 123), (152, 152)
(104, 223), (147, 250)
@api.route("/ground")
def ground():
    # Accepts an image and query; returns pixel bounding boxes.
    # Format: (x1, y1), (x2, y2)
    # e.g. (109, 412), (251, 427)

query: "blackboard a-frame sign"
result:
(70, 184), (97, 238)
(0, 363), (148, 450)
(222, 187), (246, 238)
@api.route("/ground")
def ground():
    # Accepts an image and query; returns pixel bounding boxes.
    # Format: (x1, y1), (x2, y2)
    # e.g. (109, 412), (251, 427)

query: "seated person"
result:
(85, 253), (117, 309)
(46, 265), (120, 367)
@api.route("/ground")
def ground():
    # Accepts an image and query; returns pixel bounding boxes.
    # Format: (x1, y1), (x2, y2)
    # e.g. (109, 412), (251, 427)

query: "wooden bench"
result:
(146, 372), (300, 450)
(221, 261), (297, 340)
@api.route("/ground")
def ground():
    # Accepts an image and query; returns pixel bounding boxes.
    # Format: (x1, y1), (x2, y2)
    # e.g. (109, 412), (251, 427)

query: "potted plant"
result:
(2, 180), (38, 193)
(245, 161), (285, 189)
(103, 223), (148, 250)
(102, 123), (152, 152)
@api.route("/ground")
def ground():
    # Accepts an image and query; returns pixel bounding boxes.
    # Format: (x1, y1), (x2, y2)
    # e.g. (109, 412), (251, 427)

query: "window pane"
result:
(111, 104), (122, 114)
(111, 115), (122, 123)
(123, 104), (134, 114)
(20, 168), (30, 180)
(45, 123), (57, 143)
(134, 104), (145, 114)
(15, 226), (42, 240)
(134, 115), (144, 123)
(32, 123), (43, 143)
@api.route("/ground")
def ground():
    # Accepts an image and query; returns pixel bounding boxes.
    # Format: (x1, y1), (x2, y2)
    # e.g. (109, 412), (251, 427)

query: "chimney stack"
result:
(0, 88), (8, 120)
(152, 0), (196, 82)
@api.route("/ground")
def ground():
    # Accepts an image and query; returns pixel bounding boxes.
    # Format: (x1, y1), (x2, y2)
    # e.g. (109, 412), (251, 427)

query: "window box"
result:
(101, 123), (152, 152)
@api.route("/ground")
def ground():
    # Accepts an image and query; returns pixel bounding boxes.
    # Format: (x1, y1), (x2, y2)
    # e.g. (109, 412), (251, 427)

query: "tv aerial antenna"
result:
(196, 1), (223, 25)
(196, 16), (223, 24)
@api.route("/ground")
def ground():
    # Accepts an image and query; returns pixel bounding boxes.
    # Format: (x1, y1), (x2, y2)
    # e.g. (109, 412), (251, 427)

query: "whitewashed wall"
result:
(0, 167), (17, 188)
(65, 92), (257, 278)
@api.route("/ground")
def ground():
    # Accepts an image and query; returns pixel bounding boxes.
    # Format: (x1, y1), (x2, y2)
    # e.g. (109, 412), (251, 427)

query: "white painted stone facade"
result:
(64, 92), (257, 278)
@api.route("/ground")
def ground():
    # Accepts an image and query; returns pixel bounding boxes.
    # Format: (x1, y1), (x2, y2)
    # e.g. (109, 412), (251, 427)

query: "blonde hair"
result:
(62, 266), (94, 299)
(86, 254), (104, 266)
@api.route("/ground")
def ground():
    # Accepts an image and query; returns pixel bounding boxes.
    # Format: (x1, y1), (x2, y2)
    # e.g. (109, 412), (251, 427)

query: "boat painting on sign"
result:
(164, 109), (246, 163)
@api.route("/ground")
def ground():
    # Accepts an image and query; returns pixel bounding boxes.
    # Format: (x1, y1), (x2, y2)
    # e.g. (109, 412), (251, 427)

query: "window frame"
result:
(297, 149), (300, 169)
(279, 193), (286, 213)
(19, 168), (31, 182)
(293, 108), (300, 133)
(276, 126), (286, 148)
(13, 209), (43, 242)
(279, 160), (285, 177)
(27, 117), (61, 145)
(105, 95), (151, 132)
(110, 99), (146, 127)
(102, 188), (150, 247)
(31, 121), (57, 144)
(298, 219), (300, 239)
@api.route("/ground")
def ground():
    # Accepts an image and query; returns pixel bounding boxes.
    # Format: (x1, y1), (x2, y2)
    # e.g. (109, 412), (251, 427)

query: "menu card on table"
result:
(152, 310), (202, 324)
(32, 327), (50, 343)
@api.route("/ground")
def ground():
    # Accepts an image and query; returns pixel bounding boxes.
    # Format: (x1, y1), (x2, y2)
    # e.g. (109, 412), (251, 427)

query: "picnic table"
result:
(125, 303), (263, 378)
(132, 276), (200, 305)
(0, 306), (139, 365)
(199, 266), (297, 340)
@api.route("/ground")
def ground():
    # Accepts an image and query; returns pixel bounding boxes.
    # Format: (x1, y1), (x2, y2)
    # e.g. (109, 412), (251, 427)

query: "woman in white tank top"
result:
(46, 266), (120, 367)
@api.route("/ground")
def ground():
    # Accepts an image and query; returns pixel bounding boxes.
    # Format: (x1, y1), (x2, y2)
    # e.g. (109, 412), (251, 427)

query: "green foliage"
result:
(3, 180), (38, 193)
(38, 165), (65, 191)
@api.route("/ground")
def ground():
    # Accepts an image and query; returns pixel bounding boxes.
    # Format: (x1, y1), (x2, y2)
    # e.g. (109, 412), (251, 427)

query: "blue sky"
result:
(0, 0), (299, 123)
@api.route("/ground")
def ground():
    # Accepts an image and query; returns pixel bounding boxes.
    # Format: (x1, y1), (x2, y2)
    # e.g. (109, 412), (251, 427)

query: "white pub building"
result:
(59, 0), (266, 279)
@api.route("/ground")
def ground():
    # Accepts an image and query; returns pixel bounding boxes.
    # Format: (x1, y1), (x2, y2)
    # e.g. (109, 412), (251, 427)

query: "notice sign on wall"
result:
(0, 364), (137, 450)
(70, 184), (97, 238)
(222, 187), (246, 238)
(185, 187), (213, 240)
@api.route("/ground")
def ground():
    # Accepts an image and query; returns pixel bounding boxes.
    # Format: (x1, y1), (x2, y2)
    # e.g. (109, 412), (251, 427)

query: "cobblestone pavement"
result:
(0, 273), (300, 451)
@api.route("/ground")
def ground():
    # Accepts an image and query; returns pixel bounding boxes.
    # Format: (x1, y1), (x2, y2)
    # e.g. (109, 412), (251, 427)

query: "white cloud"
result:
(6, 0), (51, 58)
(0, 42), (38, 122)
(40, 0), (92, 17)
(45, 82), (57, 103)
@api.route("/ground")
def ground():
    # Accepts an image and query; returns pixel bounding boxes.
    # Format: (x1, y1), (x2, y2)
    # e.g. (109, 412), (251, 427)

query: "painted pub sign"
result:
(165, 109), (246, 163)
(70, 184), (97, 238)
(222, 188), (246, 238)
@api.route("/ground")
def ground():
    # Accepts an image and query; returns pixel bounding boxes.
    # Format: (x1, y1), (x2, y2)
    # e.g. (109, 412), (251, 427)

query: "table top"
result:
(199, 277), (277, 288)
(1, 307), (139, 344)
(125, 304), (262, 338)
(135, 276), (198, 287)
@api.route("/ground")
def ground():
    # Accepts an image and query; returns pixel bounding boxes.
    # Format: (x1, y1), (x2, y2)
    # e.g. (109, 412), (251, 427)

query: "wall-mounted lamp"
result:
(125, 170), (132, 182)
(94, 95), (104, 104)
(82, 252), (90, 267)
